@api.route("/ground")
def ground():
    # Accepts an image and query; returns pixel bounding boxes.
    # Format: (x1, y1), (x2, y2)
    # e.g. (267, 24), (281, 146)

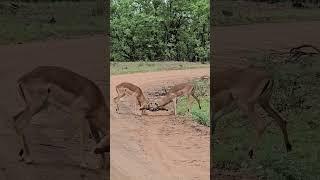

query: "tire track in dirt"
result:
(110, 68), (210, 180)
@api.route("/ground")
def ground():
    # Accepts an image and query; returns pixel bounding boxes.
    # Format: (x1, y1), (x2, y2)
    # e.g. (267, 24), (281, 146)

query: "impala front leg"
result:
(72, 108), (89, 168)
(173, 97), (177, 116)
(13, 98), (45, 164)
(134, 100), (141, 116)
(187, 94), (192, 113)
(238, 100), (269, 159)
(80, 118), (89, 168)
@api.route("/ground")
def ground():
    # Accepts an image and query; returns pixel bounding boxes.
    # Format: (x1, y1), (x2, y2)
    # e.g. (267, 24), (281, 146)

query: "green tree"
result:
(111, 0), (209, 62)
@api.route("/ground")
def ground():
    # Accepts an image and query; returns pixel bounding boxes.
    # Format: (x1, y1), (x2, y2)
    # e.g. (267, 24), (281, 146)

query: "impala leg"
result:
(135, 100), (141, 116)
(237, 100), (268, 159)
(113, 92), (125, 113)
(260, 101), (292, 152)
(14, 108), (42, 164)
(13, 91), (46, 164)
(88, 120), (106, 169)
(213, 91), (235, 126)
(79, 116), (89, 168)
(191, 92), (201, 110)
(187, 94), (192, 113)
(70, 101), (89, 169)
(173, 97), (177, 116)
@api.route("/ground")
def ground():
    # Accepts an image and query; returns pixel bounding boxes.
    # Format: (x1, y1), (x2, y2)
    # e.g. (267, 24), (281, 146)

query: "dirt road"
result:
(110, 69), (210, 180)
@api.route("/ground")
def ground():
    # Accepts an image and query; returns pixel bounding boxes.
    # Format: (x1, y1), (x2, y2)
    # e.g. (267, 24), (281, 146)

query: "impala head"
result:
(149, 102), (159, 111)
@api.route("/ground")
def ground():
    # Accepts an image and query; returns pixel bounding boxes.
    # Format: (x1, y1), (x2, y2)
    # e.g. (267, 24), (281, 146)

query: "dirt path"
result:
(110, 68), (210, 180)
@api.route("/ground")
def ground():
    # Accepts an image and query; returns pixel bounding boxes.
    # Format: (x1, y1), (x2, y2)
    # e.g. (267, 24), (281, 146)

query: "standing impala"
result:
(12, 66), (107, 169)
(143, 82), (202, 116)
(113, 82), (151, 115)
(212, 66), (292, 158)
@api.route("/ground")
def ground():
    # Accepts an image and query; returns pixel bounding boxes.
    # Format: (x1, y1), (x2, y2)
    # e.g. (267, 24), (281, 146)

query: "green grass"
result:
(176, 78), (210, 126)
(0, 1), (105, 44)
(110, 61), (209, 75)
(214, 54), (320, 179)
(215, 0), (320, 26)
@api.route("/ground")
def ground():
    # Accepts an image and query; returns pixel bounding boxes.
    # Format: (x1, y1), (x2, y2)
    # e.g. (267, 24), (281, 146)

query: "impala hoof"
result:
(248, 149), (254, 159)
(286, 143), (292, 152)
(18, 149), (24, 157)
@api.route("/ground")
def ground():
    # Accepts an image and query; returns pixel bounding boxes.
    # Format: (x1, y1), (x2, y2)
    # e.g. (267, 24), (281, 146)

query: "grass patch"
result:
(110, 61), (209, 75)
(0, 1), (105, 44)
(215, 1), (320, 26)
(214, 54), (320, 178)
(176, 78), (210, 126)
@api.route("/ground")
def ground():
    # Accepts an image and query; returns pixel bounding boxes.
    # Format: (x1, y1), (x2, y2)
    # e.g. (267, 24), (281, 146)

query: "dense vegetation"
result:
(111, 0), (209, 62)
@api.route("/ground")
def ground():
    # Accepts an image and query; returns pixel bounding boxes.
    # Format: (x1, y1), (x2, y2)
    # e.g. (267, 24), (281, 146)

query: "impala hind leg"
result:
(187, 95), (192, 113)
(134, 99), (141, 116)
(191, 92), (201, 110)
(236, 100), (269, 159)
(88, 121), (106, 169)
(13, 100), (45, 164)
(260, 101), (292, 152)
(70, 98), (91, 168)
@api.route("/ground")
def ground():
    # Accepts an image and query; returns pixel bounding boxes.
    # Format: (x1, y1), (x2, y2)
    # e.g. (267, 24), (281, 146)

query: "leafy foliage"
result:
(111, 0), (209, 62)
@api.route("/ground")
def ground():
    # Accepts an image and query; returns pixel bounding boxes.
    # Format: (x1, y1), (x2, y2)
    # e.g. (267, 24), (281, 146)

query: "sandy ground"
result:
(110, 69), (210, 180)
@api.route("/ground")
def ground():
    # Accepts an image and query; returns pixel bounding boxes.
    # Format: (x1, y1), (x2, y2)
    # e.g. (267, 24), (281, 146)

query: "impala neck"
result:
(157, 93), (176, 107)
